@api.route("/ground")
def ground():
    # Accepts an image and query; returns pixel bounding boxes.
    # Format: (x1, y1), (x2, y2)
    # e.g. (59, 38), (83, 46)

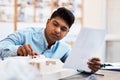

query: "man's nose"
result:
(55, 27), (61, 33)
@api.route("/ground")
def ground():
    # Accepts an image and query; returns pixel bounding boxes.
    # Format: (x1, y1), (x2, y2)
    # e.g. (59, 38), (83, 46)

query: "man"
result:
(0, 7), (100, 72)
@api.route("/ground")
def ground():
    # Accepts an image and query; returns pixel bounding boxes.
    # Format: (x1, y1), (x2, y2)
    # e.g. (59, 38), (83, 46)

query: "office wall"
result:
(83, 0), (106, 62)
(0, 23), (14, 40)
(107, 0), (120, 34)
(83, 0), (106, 29)
(106, 0), (120, 62)
(83, 0), (120, 62)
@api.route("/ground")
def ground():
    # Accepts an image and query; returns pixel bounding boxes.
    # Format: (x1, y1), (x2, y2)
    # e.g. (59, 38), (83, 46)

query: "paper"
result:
(101, 62), (120, 71)
(64, 27), (106, 72)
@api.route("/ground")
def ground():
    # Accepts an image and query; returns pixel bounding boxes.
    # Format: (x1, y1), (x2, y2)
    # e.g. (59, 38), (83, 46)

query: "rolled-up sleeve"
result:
(0, 31), (24, 59)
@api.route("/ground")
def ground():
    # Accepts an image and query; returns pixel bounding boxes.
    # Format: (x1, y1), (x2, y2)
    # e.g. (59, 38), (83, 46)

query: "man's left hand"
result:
(87, 57), (101, 72)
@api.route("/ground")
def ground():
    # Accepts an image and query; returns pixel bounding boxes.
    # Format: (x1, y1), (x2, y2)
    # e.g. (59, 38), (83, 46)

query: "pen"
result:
(77, 69), (104, 76)
(100, 63), (113, 68)
(94, 73), (104, 76)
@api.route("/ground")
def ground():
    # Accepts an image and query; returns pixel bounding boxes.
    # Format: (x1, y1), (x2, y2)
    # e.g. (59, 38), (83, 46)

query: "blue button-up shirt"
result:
(0, 27), (71, 62)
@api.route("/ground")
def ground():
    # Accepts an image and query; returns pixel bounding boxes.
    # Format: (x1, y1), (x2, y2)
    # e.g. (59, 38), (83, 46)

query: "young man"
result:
(0, 7), (100, 72)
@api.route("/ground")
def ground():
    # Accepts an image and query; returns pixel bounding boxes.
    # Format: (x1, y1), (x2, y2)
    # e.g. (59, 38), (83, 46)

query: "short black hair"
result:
(50, 7), (75, 28)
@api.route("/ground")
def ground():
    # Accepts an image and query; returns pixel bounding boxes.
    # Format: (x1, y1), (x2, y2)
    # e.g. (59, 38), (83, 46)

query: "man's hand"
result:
(17, 44), (38, 57)
(87, 57), (101, 72)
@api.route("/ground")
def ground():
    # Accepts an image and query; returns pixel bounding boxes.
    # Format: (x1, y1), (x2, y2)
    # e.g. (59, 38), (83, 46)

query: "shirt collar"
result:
(41, 28), (48, 48)
(42, 28), (57, 49)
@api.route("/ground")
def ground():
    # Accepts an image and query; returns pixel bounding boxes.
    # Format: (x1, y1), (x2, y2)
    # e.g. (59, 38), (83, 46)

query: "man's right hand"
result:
(17, 44), (38, 57)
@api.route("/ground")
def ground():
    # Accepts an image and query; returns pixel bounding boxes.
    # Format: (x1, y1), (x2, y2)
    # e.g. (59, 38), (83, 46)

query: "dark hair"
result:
(50, 7), (75, 28)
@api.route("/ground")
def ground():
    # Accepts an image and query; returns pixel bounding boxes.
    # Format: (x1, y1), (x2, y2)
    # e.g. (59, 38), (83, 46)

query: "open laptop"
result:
(64, 27), (106, 72)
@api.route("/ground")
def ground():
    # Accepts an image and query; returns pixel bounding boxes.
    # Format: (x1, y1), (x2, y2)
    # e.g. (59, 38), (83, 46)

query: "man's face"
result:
(45, 17), (69, 43)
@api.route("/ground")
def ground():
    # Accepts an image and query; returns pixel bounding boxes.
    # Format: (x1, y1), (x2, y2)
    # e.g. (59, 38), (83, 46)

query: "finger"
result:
(88, 65), (99, 72)
(88, 61), (101, 69)
(24, 44), (32, 56)
(87, 60), (100, 65)
(90, 63), (101, 69)
(21, 45), (28, 56)
(17, 47), (23, 56)
(89, 58), (101, 65)
(19, 46), (25, 56)
(91, 57), (101, 61)
(94, 65), (101, 69)
(32, 52), (39, 58)
(28, 44), (34, 56)
(90, 61), (101, 65)
(88, 62), (101, 72)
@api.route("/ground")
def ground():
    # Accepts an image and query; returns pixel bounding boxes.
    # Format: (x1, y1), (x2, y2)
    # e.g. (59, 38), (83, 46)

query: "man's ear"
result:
(47, 19), (50, 24)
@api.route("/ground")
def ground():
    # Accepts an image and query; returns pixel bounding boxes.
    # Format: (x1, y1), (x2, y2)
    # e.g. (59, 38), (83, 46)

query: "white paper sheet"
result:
(101, 62), (120, 71)
(64, 27), (106, 72)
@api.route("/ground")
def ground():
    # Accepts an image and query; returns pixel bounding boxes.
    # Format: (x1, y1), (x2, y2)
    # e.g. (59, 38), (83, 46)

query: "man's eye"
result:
(61, 27), (68, 32)
(53, 22), (58, 26)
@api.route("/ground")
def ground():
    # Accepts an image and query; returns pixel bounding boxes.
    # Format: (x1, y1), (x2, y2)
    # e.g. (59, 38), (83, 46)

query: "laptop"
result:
(64, 27), (106, 72)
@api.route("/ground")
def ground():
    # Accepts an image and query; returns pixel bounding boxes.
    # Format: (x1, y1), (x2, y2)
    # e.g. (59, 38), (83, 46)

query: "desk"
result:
(1, 57), (119, 80)
(40, 69), (120, 80)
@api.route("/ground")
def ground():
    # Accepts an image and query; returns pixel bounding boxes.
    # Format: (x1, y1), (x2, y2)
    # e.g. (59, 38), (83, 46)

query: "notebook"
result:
(64, 27), (106, 72)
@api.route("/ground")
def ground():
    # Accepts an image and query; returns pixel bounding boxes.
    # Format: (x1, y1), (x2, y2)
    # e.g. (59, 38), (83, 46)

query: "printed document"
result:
(64, 27), (106, 72)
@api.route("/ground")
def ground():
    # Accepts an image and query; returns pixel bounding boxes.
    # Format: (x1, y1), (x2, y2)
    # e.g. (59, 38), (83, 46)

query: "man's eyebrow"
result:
(52, 20), (59, 25)
(53, 20), (58, 23)
(53, 19), (69, 28)
(62, 25), (69, 29)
